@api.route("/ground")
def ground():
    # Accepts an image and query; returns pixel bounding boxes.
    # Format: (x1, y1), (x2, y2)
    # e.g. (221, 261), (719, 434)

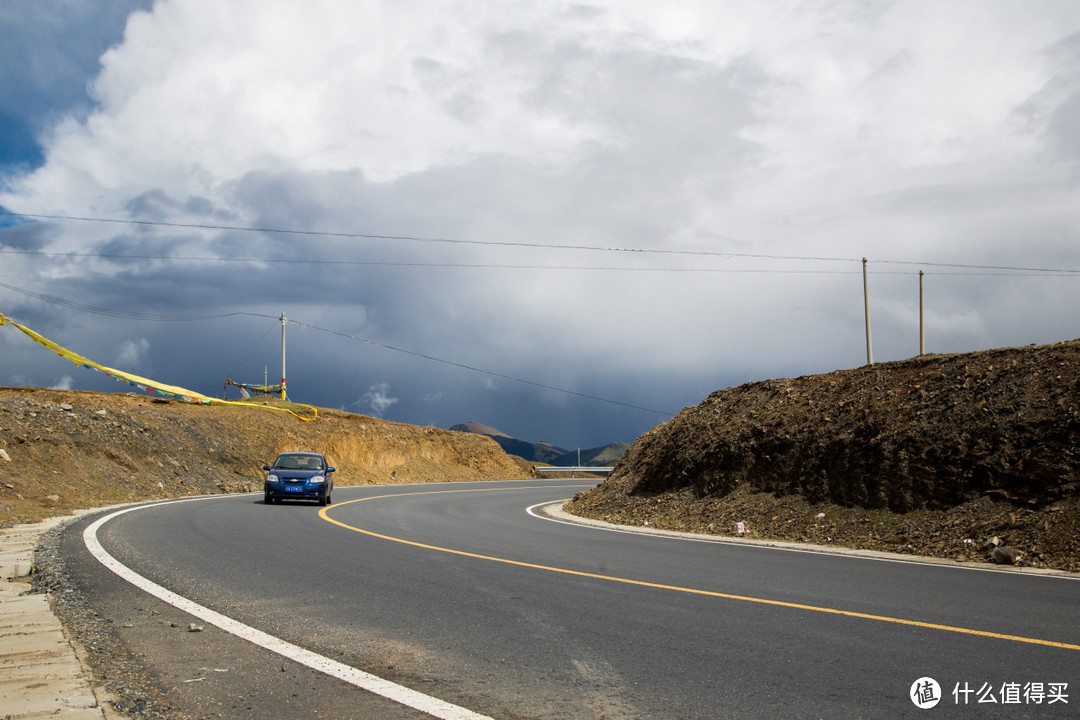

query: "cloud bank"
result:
(2, 1), (1079, 447)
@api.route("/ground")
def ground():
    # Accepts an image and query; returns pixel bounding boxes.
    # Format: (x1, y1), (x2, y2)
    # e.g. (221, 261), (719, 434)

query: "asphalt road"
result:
(58, 479), (1079, 719)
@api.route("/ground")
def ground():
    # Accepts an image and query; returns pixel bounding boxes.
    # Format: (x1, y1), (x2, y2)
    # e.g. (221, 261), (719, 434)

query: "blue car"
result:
(263, 452), (336, 505)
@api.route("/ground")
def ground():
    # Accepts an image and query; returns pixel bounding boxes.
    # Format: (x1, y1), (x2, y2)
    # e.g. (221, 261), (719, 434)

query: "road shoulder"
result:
(0, 513), (110, 719)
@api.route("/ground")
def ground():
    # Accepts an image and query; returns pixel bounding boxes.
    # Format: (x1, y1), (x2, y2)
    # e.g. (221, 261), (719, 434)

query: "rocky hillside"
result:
(568, 340), (1080, 572)
(0, 388), (532, 528)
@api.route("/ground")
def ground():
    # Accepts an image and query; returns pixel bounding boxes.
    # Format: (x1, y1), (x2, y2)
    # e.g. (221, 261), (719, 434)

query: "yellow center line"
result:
(320, 487), (1080, 652)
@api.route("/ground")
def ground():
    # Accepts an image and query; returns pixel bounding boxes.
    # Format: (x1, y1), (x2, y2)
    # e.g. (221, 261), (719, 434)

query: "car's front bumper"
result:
(264, 481), (326, 501)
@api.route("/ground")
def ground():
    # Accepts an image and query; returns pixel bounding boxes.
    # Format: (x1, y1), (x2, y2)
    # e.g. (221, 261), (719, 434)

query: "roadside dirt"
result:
(0, 387), (533, 528)
(568, 340), (1080, 573)
(0, 390), (528, 720)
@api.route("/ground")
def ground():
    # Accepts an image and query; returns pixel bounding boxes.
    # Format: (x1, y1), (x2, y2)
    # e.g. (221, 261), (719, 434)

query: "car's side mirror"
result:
(327, 467), (336, 473)
(262, 465), (272, 471)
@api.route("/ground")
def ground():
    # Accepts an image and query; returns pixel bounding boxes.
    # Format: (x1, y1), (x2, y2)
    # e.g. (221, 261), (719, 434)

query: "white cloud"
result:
(48, 374), (74, 390)
(357, 382), (399, 417)
(114, 338), (150, 370)
(2, 0), (1080, 447)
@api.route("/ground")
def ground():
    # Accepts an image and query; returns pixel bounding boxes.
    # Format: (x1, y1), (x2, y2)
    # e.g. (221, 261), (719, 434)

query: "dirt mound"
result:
(0, 388), (531, 527)
(568, 341), (1080, 572)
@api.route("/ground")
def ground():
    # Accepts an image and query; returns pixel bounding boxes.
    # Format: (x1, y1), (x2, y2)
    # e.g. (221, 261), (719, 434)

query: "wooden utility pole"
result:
(862, 258), (873, 365)
(919, 271), (926, 356)
(280, 313), (287, 400)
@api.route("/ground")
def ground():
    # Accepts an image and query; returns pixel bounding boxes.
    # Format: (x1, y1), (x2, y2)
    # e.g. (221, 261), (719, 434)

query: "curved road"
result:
(58, 480), (1079, 719)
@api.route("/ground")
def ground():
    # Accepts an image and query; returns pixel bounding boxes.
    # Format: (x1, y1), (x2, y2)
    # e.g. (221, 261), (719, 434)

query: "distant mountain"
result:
(556, 442), (631, 467)
(449, 422), (628, 466)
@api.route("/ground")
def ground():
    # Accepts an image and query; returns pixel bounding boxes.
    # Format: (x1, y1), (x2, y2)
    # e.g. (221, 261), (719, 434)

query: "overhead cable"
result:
(3, 210), (1078, 275)
(0, 209), (858, 263)
(241, 312), (674, 418)
(0, 282), (674, 418)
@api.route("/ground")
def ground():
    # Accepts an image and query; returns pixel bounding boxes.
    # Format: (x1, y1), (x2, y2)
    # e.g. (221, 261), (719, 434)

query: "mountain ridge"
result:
(449, 422), (629, 466)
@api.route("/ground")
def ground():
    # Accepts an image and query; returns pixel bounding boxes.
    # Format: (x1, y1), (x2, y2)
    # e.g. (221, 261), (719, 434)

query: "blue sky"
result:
(2, 1), (1080, 449)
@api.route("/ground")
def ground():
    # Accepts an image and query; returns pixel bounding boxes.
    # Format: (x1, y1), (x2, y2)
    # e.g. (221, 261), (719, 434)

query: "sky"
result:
(1, 1), (1079, 450)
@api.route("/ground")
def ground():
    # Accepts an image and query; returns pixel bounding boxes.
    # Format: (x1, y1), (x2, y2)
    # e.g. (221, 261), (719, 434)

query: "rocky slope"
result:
(568, 340), (1080, 572)
(0, 388), (532, 527)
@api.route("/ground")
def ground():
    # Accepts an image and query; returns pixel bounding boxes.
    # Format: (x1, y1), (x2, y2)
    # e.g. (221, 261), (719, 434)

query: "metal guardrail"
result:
(532, 466), (614, 477)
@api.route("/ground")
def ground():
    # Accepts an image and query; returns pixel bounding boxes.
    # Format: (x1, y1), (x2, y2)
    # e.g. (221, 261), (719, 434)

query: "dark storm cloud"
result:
(0, 0), (152, 168)
(3, 2), (1080, 449)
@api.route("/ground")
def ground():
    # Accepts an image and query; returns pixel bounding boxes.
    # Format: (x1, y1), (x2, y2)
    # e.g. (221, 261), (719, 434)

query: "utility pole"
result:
(919, 271), (926, 356)
(862, 258), (873, 365)
(280, 313), (287, 400)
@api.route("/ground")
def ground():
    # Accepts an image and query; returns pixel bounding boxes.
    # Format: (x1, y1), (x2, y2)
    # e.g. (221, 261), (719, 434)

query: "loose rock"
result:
(992, 547), (1022, 565)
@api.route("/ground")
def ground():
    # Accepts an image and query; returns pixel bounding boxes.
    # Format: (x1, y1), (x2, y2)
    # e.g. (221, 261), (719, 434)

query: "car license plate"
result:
(284, 485), (303, 493)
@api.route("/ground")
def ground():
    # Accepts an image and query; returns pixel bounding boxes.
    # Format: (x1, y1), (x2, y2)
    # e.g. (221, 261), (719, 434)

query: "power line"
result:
(0, 248), (863, 273)
(874, 258), (1080, 275)
(0, 280), (243, 321)
(0, 281), (674, 418)
(245, 312), (674, 417)
(6, 248), (1080, 276)
(4, 209), (1078, 275)
(0, 209), (856, 263)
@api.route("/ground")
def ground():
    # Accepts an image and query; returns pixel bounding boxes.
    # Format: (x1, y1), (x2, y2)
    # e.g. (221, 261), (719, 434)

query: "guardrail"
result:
(531, 466), (614, 477)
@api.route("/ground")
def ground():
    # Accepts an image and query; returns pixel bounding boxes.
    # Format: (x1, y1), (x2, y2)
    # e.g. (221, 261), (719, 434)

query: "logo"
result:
(911, 677), (942, 709)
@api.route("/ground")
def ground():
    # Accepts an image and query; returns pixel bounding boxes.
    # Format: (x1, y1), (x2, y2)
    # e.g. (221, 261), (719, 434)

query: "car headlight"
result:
(309, 474), (325, 484)
(266, 474), (278, 482)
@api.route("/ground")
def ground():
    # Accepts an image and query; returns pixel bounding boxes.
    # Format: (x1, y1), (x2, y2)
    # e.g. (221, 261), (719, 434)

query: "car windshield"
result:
(274, 455), (322, 470)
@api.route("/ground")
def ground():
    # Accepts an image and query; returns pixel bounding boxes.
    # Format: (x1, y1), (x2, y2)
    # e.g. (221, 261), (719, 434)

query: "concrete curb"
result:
(539, 501), (1080, 579)
(0, 514), (108, 720)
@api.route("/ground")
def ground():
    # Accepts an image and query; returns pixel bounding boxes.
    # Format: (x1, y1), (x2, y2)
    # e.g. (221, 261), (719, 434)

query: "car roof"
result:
(276, 451), (323, 457)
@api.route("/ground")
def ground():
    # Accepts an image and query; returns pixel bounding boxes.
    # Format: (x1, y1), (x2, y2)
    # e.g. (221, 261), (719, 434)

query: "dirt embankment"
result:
(568, 340), (1080, 572)
(0, 388), (532, 527)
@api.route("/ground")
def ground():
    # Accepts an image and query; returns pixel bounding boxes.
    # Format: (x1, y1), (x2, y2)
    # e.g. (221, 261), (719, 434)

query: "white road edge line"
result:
(83, 499), (494, 720)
